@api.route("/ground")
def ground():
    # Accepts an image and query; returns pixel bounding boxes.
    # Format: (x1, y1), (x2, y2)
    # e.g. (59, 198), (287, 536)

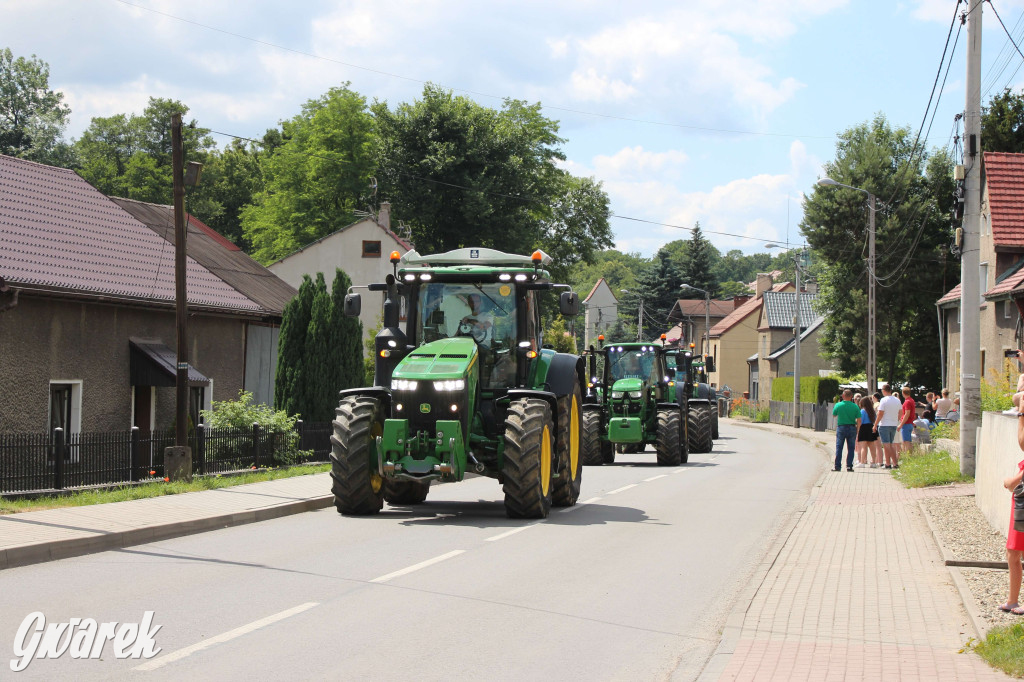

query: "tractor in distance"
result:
(666, 343), (716, 454)
(333, 247), (585, 519)
(580, 335), (687, 466)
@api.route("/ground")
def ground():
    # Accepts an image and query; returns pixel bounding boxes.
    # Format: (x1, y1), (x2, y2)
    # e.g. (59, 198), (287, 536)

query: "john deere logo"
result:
(420, 403), (431, 414)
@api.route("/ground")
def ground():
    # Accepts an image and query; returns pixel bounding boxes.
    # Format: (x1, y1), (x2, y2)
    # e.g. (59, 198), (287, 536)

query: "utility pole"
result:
(867, 195), (877, 394)
(703, 290), (710, 356)
(960, 0), (982, 476)
(794, 249), (802, 429)
(166, 112), (192, 482)
(638, 298), (645, 341)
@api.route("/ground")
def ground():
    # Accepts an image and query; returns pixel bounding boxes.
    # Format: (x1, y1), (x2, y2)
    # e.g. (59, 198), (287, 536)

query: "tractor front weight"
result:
(378, 419), (466, 481)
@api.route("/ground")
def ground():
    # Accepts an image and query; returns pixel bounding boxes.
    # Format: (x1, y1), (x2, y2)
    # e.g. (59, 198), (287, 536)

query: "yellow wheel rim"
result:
(541, 424), (552, 497)
(569, 395), (580, 480)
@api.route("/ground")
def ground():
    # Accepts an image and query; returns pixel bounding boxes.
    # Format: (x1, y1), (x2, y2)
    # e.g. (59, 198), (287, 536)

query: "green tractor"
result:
(580, 338), (687, 466)
(666, 345), (716, 454)
(333, 248), (585, 519)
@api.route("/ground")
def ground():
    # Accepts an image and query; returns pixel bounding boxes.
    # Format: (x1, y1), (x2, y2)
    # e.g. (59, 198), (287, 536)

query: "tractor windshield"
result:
(608, 347), (658, 384)
(417, 282), (517, 352)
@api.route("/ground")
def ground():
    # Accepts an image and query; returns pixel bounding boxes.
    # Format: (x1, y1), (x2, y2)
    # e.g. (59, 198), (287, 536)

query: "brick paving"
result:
(711, 422), (1010, 681)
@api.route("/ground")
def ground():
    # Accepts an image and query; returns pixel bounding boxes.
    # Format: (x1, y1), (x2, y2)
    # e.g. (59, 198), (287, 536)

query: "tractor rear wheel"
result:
(383, 479), (430, 505)
(330, 396), (385, 515)
(687, 403), (714, 454)
(712, 401), (720, 439)
(582, 410), (604, 466)
(503, 398), (555, 519)
(656, 408), (681, 466)
(553, 381), (583, 507)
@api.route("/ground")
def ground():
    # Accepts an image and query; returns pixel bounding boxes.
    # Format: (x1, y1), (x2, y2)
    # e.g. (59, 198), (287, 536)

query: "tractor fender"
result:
(545, 352), (586, 398)
(338, 387), (392, 411)
(656, 402), (681, 411)
(687, 398), (711, 408)
(506, 389), (558, 415)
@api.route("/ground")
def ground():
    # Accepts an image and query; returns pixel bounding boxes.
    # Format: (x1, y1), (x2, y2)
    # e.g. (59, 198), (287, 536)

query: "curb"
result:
(695, 421), (829, 682)
(917, 499), (996, 640)
(0, 495), (334, 571)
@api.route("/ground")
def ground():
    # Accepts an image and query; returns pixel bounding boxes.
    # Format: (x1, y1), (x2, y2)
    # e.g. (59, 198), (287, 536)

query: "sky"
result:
(4, 0), (1024, 258)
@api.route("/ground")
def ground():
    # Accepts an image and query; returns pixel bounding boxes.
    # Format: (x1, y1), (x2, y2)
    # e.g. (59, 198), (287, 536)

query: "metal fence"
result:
(0, 420), (332, 495)
(768, 401), (838, 431)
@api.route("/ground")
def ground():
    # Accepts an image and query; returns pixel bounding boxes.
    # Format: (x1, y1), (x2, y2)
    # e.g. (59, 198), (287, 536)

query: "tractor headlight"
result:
(433, 379), (465, 391)
(391, 379), (419, 391)
(628, 391), (643, 399)
(611, 390), (624, 399)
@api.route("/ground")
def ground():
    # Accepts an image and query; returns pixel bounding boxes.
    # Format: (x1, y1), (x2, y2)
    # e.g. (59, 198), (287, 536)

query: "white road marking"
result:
(644, 474), (667, 482)
(485, 525), (537, 541)
(135, 602), (319, 671)
(672, 468), (687, 474)
(606, 484), (637, 495)
(369, 550), (466, 583)
(559, 496), (601, 513)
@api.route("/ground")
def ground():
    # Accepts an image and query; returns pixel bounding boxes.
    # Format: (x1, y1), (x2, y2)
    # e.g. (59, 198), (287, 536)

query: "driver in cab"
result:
(458, 293), (493, 345)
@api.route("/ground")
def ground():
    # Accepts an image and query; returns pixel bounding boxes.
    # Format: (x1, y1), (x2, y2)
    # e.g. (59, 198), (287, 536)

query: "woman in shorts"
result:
(856, 396), (881, 468)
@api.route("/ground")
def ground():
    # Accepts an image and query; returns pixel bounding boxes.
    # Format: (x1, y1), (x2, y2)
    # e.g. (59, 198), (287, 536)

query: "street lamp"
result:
(620, 289), (643, 340)
(680, 283), (710, 356)
(767, 243), (805, 429)
(817, 177), (877, 393)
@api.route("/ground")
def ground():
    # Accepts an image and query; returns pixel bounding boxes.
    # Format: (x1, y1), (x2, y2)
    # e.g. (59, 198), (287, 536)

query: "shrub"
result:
(931, 420), (959, 441)
(771, 376), (840, 404)
(201, 390), (304, 466)
(730, 397), (757, 419)
(981, 360), (1016, 412)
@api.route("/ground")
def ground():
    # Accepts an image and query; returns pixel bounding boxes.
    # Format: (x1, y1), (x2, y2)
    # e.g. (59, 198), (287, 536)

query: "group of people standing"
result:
(832, 384), (930, 472)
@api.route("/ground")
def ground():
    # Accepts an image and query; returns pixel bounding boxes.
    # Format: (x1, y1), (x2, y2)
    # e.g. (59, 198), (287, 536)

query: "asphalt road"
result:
(0, 421), (825, 681)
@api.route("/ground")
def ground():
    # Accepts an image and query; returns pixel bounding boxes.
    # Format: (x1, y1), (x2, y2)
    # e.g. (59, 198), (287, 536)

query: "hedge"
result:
(771, 376), (841, 404)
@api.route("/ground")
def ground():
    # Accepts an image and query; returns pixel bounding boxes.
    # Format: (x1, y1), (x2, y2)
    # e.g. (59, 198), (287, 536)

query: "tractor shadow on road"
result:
(385, 499), (659, 528)
(602, 460), (720, 468)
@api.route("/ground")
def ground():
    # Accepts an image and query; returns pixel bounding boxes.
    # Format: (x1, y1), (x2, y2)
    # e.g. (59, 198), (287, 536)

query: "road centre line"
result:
(559, 496), (602, 513)
(370, 550), (466, 583)
(672, 468), (687, 474)
(486, 524), (538, 541)
(135, 602), (319, 671)
(643, 474), (667, 482)
(606, 484), (637, 495)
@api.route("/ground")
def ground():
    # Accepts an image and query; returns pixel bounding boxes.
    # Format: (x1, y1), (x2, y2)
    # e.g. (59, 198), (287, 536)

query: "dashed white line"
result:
(370, 550), (466, 583)
(672, 468), (687, 474)
(606, 484), (637, 495)
(644, 474), (667, 482)
(559, 496), (602, 513)
(135, 602), (319, 671)
(485, 525), (538, 541)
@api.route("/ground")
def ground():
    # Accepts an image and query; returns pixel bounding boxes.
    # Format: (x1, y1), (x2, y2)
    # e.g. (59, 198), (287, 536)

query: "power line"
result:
(111, 0), (834, 141)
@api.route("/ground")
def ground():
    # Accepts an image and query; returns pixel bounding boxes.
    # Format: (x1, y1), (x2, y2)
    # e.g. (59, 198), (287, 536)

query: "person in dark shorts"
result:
(832, 389), (862, 472)
(856, 396), (881, 468)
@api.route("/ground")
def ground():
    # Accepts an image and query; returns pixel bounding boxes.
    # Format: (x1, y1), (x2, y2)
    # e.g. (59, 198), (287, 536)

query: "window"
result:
(1007, 300), (1015, 320)
(981, 350), (986, 378)
(362, 240), (382, 258)
(980, 262), (989, 302)
(48, 381), (82, 463)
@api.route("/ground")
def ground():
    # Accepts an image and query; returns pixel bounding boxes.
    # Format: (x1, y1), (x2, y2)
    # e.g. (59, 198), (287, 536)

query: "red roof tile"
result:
(670, 299), (734, 318)
(709, 282), (792, 336)
(985, 152), (1024, 249)
(937, 283), (960, 305)
(0, 154), (259, 311)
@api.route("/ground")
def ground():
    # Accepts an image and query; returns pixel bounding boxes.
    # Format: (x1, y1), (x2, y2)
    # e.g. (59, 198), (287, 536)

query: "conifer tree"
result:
(303, 273), (332, 421)
(680, 223), (719, 298)
(330, 268), (364, 393)
(275, 274), (315, 415)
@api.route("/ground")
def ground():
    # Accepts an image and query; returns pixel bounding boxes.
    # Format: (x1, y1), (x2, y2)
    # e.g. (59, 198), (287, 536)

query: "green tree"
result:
(544, 316), (577, 353)
(330, 268), (364, 392)
(242, 85), (376, 263)
(679, 223), (720, 297)
(193, 139), (265, 249)
(627, 247), (684, 340)
(275, 274), (316, 415)
(303, 273), (332, 421)
(0, 48), (72, 165)
(982, 88), (1024, 153)
(372, 85), (612, 275)
(801, 114), (955, 387)
(719, 281), (753, 298)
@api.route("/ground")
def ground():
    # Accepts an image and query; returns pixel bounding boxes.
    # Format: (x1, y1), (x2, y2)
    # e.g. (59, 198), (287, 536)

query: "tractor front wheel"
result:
(687, 403), (714, 454)
(384, 479), (430, 505)
(330, 396), (385, 515)
(656, 408), (681, 466)
(503, 398), (555, 519)
(552, 381), (583, 507)
(582, 410), (604, 465)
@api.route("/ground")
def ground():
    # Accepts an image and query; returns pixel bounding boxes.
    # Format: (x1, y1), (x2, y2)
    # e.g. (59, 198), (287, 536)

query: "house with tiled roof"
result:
(582, 278), (618, 347)
(746, 290), (835, 401)
(707, 274), (793, 396)
(665, 298), (734, 354)
(0, 153), (295, 435)
(268, 203), (412, 347)
(938, 152), (1024, 393)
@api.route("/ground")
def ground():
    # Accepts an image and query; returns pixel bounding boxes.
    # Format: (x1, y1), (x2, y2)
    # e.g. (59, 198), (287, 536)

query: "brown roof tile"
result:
(985, 152), (1024, 249)
(709, 282), (792, 337)
(0, 154), (259, 312)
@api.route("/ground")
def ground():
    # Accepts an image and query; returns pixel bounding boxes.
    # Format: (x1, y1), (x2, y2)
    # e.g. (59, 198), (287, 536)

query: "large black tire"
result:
(330, 396), (385, 515)
(656, 409), (681, 466)
(712, 407), (720, 439)
(679, 408), (689, 464)
(503, 398), (555, 519)
(582, 410), (604, 466)
(553, 380), (583, 507)
(383, 479), (430, 505)
(687, 403), (714, 454)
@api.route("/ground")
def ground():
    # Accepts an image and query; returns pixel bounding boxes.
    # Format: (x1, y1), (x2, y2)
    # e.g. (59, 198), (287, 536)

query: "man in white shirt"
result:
(873, 383), (903, 468)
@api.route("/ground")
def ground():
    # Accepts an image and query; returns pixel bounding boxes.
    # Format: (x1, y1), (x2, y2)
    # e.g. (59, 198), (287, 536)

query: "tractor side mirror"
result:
(344, 293), (361, 317)
(704, 356), (716, 372)
(559, 291), (580, 316)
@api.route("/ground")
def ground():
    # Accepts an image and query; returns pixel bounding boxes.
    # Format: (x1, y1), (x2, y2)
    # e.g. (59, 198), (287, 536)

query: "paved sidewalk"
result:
(701, 420), (1010, 681)
(0, 473), (333, 570)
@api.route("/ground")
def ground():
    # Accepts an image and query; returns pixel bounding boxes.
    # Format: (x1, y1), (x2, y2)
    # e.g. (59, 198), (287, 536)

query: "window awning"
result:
(129, 337), (210, 387)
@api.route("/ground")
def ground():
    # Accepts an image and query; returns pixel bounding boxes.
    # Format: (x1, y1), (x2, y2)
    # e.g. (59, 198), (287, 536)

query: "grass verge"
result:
(892, 447), (972, 488)
(0, 463), (330, 515)
(974, 622), (1024, 677)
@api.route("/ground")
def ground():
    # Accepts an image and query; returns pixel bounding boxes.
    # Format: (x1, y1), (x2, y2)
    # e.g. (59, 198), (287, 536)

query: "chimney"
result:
(732, 294), (751, 308)
(755, 273), (772, 298)
(378, 202), (391, 230)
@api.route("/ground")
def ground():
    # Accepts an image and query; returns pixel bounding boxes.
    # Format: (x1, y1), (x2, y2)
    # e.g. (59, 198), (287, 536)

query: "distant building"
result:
(582, 278), (618, 347)
(666, 298), (734, 354)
